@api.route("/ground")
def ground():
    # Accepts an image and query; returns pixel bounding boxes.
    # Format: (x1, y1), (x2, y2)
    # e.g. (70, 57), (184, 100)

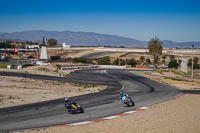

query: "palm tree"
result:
(148, 37), (163, 65)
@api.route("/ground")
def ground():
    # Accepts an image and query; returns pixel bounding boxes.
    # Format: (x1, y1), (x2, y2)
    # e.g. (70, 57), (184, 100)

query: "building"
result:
(62, 43), (70, 49)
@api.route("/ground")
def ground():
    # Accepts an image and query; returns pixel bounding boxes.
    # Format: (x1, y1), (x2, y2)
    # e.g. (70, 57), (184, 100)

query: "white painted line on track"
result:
(103, 116), (120, 119)
(68, 121), (93, 126)
(138, 107), (148, 110)
(123, 111), (136, 114)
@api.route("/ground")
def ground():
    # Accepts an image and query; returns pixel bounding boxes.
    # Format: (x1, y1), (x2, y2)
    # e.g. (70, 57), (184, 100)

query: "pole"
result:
(192, 58), (193, 78)
(192, 45), (194, 78)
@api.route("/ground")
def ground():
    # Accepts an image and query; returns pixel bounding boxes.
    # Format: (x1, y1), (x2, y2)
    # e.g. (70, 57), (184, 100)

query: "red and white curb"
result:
(49, 106), (148, 128)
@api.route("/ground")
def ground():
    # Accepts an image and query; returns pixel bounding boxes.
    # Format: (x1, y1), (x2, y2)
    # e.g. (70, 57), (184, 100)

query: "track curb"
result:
(49, 106), (148, 128)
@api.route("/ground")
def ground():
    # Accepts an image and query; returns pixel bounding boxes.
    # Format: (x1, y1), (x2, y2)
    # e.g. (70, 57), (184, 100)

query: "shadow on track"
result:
(182, 90), (200, 94)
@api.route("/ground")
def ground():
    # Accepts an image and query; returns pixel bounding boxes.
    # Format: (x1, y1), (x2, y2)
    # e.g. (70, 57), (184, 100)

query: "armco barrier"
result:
(61, 65), (131, 70)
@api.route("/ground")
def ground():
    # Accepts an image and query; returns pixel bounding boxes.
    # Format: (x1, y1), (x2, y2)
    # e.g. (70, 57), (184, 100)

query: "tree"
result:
(120, 59), (126, 65)
(168, 54), (179, 69)
(162, 54), (167, 63)
(188, 58), (192, 67)
(178, 60), (182, 65)
(126, 59), (137, 67)
(47, 38), (58, 46)
(187, 57), (199, 69)
(113, 58), (120, 65)
(168, 60), (179, 69)
(193, 57), (199, 64)
(148, 37), (163, 64)
(146, 58), (151, 64)
(140, 56), (145, 63)
(169, 55), (175, 61)
(0, 41), (11, 48)
(193, 57), (199, 69)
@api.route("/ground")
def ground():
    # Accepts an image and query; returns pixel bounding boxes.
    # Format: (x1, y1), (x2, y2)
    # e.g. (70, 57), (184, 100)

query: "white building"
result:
(62, 43), (70, 49)
(40, 46), (48, 60)
(36, 46), (50, 66)
(26, 45), (40, 49)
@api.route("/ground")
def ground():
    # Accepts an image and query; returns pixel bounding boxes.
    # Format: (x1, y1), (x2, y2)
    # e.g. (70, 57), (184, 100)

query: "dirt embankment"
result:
(132, 70), (200, 90)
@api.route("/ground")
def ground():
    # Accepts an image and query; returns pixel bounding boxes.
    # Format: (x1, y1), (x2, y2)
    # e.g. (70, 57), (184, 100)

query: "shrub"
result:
(120, 59), (126, 65)
(113, 58), (119, 65)
(140, 56), (145, 63)
(171, 69), (186, 75)
(0, 64), (8, 68)
(98, 56), (110, 65)
(126, 59), (137, 67)
(169, 55), (175, 61)
(187, 57), (199, 69)
(73, 58), (92, 64)
(146, 58), (151, 64)
(56, 64), (61, 69)
(156, 69), (163, 74)
(168, 60), (179, 69)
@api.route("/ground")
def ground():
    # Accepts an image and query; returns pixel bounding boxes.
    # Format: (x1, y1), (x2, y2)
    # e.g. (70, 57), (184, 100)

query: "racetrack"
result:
(0, 70), (181, 132)
(81, 51), (110, 58)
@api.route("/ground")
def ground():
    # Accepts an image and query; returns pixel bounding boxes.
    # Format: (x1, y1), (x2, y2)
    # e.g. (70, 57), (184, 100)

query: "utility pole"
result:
(43, 37), (45, 44)
(192, 58), (194, 78)
(192, 45), (194, 78)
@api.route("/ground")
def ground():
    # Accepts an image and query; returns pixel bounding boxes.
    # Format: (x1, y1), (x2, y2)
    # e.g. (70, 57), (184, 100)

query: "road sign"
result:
(14, 48), (19, 53)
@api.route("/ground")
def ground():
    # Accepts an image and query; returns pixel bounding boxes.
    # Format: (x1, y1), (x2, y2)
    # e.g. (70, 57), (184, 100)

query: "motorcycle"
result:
(121, 94), (135, 107)
(65, 99), (84, 114)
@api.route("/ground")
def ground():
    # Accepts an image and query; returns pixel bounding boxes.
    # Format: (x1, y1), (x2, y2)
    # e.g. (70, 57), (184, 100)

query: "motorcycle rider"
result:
(120, 91), (128, 101)
(64, 98), (76, 111)
(120, 91), (135, 106)
(64, 98), (84, 113)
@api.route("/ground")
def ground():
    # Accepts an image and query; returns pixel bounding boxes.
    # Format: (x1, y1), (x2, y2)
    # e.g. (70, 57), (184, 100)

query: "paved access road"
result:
(0, 70), (181, 132)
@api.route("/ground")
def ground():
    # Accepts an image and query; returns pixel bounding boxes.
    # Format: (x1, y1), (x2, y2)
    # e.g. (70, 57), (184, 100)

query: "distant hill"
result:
(162, 40), (200, 48)
(0, 30), (199, 48)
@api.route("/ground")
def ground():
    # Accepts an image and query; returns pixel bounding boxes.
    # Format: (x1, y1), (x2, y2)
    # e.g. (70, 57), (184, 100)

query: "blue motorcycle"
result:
(120, 92), (135, 107)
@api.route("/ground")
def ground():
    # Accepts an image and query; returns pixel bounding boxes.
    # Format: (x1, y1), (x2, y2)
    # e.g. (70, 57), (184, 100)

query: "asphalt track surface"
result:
(0, 70), (181, 132)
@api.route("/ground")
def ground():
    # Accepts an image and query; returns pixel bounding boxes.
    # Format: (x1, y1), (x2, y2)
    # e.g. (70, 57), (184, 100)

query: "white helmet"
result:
(64, 98), (69, 101)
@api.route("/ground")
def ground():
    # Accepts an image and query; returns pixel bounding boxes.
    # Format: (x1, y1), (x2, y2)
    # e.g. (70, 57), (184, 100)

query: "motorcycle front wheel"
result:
(79, 107), (84, 113)
(126, 98), (135, 107)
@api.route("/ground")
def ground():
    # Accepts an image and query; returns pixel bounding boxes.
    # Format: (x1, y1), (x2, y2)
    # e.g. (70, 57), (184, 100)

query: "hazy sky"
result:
(0, 0), (200, 42)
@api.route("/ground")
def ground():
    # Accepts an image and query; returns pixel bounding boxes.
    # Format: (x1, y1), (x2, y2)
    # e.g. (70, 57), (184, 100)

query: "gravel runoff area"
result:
(0, 76), (106, 108)
(13, 70), (200, 133)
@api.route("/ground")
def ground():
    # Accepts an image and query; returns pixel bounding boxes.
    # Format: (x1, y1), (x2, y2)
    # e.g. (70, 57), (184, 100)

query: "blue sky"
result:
(0, 0), (200, 42)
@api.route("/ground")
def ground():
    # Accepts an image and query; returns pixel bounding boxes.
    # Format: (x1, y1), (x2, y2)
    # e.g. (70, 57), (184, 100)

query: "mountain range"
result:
(0, 30), (199, 48)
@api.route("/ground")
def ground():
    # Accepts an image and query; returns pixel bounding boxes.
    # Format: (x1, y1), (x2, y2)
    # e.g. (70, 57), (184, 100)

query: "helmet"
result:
(120, 92), (123, 96)
(64, 98), (69, 102)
